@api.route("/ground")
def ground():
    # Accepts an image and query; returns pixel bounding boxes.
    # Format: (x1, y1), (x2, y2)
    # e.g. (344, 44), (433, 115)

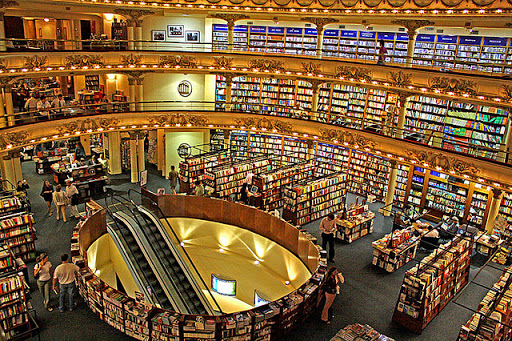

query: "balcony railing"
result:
(1, 38), (511, 77)
(6, 99), (510, 164)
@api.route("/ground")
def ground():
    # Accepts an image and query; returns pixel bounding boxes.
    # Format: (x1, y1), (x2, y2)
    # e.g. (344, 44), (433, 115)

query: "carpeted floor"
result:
(21, 160), (501, 341)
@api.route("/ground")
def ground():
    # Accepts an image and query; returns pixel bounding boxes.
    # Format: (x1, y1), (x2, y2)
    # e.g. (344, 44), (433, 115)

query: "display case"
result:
(372, 227), (420, 273)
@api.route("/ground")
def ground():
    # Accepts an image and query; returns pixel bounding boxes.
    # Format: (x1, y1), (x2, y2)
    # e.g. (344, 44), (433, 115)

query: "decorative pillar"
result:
(135, 25), (142, 50)
(127, 24), (135, 51)
(301, 17), (338, 57)
(10, 151), (22, 185)
(114, 9), (154, 51)
(382, 160), (398, 216)
(485, 188), (504, 234)
(209, 14), (249, 52)
(136, 133), (145, 176)
(136, 77), (144, 111)
(59, 76), (69, 96)
(129, 133), (138, 183)
(56, 19), (65, 50)
(107, 131), (122, 175)
(156, 128), (165, 174)
(502, 112), (512, 164)
(80, 135), (91, 156)
(396, 91), (412, 139)
(4, 85), (14, 127)
(0, 12), (6, 52)
(0, 86), (6, 129)
(310, 79), (323, 121)
(391, 19), (435, 67)
(128, 77), (136, 111)
(0, 154), (14, 187)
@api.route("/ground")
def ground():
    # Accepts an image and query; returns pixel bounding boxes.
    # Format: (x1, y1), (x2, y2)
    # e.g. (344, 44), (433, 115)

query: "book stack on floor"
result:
(392, 236), (473, 333)
(330, 323), (395, 341)
(372, 227), (420, 272)
(336, 204), (375, 243)
(458, 265), (512, 340)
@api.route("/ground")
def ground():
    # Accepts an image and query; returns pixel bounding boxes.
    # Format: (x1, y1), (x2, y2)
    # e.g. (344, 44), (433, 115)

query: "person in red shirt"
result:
(320, 213), (337, 262)
(377, 39), (388, 65)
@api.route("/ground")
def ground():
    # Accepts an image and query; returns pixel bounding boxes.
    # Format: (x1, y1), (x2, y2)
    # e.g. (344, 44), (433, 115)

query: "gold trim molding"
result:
(405, 149), (480, 175)
(148, 113), (209, 126)
(233, 117), (293, 134)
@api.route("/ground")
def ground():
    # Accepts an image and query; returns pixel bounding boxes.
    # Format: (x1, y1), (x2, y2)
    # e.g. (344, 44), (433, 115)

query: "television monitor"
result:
(254, 290), (270, 307)
(212, 274), (236, 296)
(250, 185), (259, 194)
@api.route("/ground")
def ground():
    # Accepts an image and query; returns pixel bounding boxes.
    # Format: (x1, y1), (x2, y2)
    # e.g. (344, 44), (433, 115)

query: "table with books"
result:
(336, 204), (375, 243)
(372, 227), (420, 273)
(330, 323), (395, 341)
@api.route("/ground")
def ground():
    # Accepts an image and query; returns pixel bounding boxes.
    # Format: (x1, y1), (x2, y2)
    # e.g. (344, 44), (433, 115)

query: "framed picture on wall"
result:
(185, 30), (200, 43)
(152, 30), (166, 41)
(167, 25), (184, 37)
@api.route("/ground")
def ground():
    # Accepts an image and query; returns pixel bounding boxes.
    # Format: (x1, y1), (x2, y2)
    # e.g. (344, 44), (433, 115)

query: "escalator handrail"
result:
(128, 188), (223, 315)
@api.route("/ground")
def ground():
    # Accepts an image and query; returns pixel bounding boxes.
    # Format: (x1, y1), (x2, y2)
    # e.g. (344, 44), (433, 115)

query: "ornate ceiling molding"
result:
(148, 113), (209, 126)
(319, 128), (376, 148)
(0, 58), (6, 72)
(64, 55), (104, 68)
(24, 56), (48, 70)
(0, 131), (28, 149)
(389, 71), (412, 88)
(114, 9), (154, 26)
(0, 0), (18, 9)
(159, 55), (197, 68)
(214, 72), (236, 83)
(128, 131), (146, 140)
(208, 14), (250, 29)
(335, 65), (372, 82)
(249, 59), (284, 73)
(121, 54), (142, 67)
(428, 76), (477, 95)
(300, 17), (338, 32)
(502, 84), (512, 101)
(57, 118), (120, 134)
(405, 149), (480, 175)
(301, 62), (321, 75)
(213, 56), (233, 69)
(390, 19), (435, 33)
(233, 117), (293, 134)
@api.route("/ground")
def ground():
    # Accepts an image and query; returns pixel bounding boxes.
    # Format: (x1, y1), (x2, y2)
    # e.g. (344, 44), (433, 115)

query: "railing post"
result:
(485, 188), (503, 234)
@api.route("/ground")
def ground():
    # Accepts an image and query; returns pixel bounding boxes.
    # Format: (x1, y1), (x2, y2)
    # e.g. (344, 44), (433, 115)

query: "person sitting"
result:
(419, 225), (440, 251)
(393, 211), (410, 231)
(438, 216), (460, 243)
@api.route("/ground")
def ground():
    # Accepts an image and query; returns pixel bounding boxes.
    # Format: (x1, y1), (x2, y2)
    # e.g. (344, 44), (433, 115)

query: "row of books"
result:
(372, 227), (420, 273)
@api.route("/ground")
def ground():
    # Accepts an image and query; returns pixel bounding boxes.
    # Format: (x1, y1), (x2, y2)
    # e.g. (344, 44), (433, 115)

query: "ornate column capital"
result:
(128, 78), (136, 86)
(215, 72), (236, 84)
(396, 90), (415, 104)
(300, 17), (338, 33)
(390, 19), (434, 37)
(128, 131), (145, 140)
(114, 9), (154, 27)
(389, 159), (398, 169)
(0, 1), (18, 9)
(209, 14), (249, 30)
(492, 188), (503, 199)
(7, 149), (21, 159)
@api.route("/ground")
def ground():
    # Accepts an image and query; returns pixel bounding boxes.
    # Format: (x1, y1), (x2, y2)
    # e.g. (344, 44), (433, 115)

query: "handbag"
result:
(71, 193), (79, 206)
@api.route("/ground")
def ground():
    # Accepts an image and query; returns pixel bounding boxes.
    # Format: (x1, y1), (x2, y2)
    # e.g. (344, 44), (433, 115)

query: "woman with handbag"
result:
(52, 185), (68, 222)
(34, 253), (53, 311)
(65, 179), (80, 219)
(321, 266), (345, 324)
(41, 180), (54, 216)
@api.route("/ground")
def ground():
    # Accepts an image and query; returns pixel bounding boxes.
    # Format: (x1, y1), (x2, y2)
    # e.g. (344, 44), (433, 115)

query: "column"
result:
(406, 30), (418, 68)
(136, 78), (144, 111)
(129, 135), (138, 182)
(137, 134), (145, 176)
(56, 19), (65, 50)
(396, 92), (411, 139)
(10, 151), (22, 185)
(485, 188), (503, 234)
(227, 24), (234, 52)
(316, 28), (324, 57)
(128, 78), (136, 111)
(134, 25), (143, 50)
(390, 20), (435, 68)
(310, 81), (322, 121)
(0, 154), (15, 187)
(4, 86), (14, 127)
(224, 74), (233, 111)
(0, 89), (6, 128)
(156, 128), (165, 175)
(127, 21), (135, 51)
(80, 135), (91, 156)
(381, 161), (398, 216)
(59, 76), (69, 96)
(107, 131), (122, 175)
(0, 13), (6, 52)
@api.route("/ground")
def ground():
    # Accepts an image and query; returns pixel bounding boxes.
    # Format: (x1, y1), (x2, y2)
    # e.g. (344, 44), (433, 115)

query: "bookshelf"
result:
(103, 286), (129, 333)
(229, 131), (249, 161)
(499, 192), (512, 221)
(215, 75), (226, 111)
(336, 204), (374, 243)
(121, 139), (131, 171)
(0, 246), (15, 275)
(394, 164), (411, 209)
(0, 213), (36, 262)
(315, 143), (350, 175)
(405, 95), (448, 135)
(283, 173), (347, 226)
(0, 273), (32, 340)
(282, 137), (309, 165)
(458, 264), (512, 340)
(178, 152), (231, 193)
(425, 171), (468, 219)
(85, 75), (100, 91)
(124, 298), (150, 341)
(392, 236), (472, 333)
(331, 323), (395, 341)
(372, 227), (420, 272)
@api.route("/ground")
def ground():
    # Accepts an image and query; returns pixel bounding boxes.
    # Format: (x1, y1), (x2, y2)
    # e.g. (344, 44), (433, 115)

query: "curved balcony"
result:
(1, 100), (511, 189)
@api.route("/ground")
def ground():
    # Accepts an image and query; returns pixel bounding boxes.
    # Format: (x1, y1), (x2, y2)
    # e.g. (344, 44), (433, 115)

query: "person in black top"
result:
(321, 266), (345, 324)
(240, 182), (249, 204)
(41, 180), (53, 216)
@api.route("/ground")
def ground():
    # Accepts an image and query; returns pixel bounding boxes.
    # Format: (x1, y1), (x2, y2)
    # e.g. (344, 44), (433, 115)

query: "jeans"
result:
(322, 233), (335, 260)
(59, 282), (76, 311)
(37, 279), (51, 308)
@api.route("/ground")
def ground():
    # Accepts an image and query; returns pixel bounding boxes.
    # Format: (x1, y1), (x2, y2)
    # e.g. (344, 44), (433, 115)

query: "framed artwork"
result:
(151, 30), (166, 41)
(140, 170), (148, 187)
(157, 188), (166, 196)
(185, 30), (200, 43)
(167, 25), (184, 37)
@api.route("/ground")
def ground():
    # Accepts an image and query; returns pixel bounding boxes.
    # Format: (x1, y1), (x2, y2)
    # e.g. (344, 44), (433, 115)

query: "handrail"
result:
(128, 188), (224, 315)
(8, 99), (510, 164)
(1, 37), (511, 77)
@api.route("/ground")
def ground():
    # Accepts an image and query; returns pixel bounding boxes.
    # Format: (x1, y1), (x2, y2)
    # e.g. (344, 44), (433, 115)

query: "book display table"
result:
(330, 323), (395, 341)
(336, 204), (375, 243)
(372, 227), (420, 273)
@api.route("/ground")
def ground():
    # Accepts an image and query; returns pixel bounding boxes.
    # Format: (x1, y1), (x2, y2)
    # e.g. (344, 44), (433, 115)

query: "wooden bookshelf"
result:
(392, 236), (472, 333)
(0, 213), (36, 262)
(283, 173), (347, 226)
(372, 227), (420, 273)
(336, 204), (374, 243)
(85, 75), (100, 91)
(178, 152), (231, 193)
(0, 273), (32, 340)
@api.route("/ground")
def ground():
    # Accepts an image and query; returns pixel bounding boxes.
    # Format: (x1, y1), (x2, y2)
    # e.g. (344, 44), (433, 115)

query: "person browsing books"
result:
(34, 253), (53, 312)
(194, 180), (205, 196)
(321, 266), (345, 324)
(168, 165), (178, 194)
(53, 254), (79, 313)
(320, 213), (337, 262)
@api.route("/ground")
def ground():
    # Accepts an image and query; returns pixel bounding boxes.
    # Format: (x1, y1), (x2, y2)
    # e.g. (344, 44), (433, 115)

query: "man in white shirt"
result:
(36, 95), (51, 120)
(65, 179), (80, 218)
(53, 254), (80, 313)
(320, 213), (337, 262)
(51, 94), (66, 117)
(24, 93), (38, 112)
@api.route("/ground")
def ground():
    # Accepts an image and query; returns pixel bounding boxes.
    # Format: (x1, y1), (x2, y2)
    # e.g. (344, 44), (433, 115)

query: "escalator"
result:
(105, 198), (216, 315)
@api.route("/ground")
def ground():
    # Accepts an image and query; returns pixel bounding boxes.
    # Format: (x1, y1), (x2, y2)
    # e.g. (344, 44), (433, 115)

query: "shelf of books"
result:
(283, 137), (309, 165)
(215, 75), (226, 111)
(336, 204), (375, 243)
(467, 184), (491, 227)
(315, 143), (350, 175)
(248, 133), (283, 160)
(282, 173), (347, 226)
(230, 76), (261, 113)
(458, 264), (512, 340)
(204, 158), (272, 198)
(0, 213), (36, 262)
(0, 246), (15, 274)
(178, 152), (231, 192)
(0, 273), (32, 340)
(254, 162), (314, 211)
(394, 164), (411, 209)
(392, 236), (472, 333)
(408, 167), (426, 207)
(500, 192), (512, 222)
(425, 171), (468, 220)
(372, 227), (420, 273)
(229, 131), (249, 160)
(405, 96), (449, 135)
(331, 323), (395, 341)
(346, 151), (390, 201)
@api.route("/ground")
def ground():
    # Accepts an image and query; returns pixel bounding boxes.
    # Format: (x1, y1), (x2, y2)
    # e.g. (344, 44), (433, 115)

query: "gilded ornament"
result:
(0, 58), (6, 71)
(114, 9), (154, 26)
(405, 149), (479, 175)
(248, 59), (284, 73)
(213, 56), (233, 69)
(428, 77), (477, 95)
(57, 118), (120, 134)
(24, 56), (48, 69)
(233, 117), (292, 134)
(0, 1), (17, 8)
(319, 129), (376, 148)
(159, 56), (197, 68)
(300, 17), (338, 31)
(301, 62), (321, 75)
(389, 71), (412, 88)
(208, 14), (249, 28)
(121, 54), (142, 67)
(502, 85), (512, 101)
(0, 131), (29, 148)
(390, 20), (435, 33)
(149, 114), (209, 126)
(64, 55), (104, 68)
(335, 65), (372, 82)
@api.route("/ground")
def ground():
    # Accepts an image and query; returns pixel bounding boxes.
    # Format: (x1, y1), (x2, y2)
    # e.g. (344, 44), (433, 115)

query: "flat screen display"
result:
(212, 274), (236, 296)
(254, 290), (269, 307)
